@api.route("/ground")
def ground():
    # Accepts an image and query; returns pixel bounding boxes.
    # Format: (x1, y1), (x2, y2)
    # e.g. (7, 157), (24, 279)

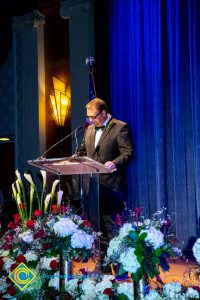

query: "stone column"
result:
(60, 0), (95, 152)
(12, 10), (46, 180)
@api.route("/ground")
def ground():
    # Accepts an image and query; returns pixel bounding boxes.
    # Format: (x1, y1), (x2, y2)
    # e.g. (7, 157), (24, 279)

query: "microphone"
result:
(38, 126), (82, 159)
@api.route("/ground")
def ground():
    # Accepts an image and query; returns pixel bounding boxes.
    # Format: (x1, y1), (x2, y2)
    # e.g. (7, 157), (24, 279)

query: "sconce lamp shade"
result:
(50, 76), (70, 126)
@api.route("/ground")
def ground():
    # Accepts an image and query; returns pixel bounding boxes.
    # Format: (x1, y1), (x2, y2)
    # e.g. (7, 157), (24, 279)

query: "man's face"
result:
(86, 107), (107, 127)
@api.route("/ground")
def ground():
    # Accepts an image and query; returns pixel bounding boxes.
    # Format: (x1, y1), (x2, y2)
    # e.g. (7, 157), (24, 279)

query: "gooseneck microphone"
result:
(38, 126), (82, 159)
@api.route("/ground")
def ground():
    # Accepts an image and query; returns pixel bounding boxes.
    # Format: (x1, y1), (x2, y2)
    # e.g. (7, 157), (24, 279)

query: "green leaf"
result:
(155, 248), (162, 257)
(117, 293), (130, 300)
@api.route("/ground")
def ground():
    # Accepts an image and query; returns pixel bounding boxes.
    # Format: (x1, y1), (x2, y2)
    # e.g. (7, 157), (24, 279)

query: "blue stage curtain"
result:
(109, 0), (200, 246)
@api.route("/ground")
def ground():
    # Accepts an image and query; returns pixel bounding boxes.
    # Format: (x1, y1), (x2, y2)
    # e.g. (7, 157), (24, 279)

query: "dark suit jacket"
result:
(78, 118), (134, 193)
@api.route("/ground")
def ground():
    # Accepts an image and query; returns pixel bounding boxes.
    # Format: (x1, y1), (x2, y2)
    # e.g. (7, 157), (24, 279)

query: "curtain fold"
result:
(109, 0), (200, 246)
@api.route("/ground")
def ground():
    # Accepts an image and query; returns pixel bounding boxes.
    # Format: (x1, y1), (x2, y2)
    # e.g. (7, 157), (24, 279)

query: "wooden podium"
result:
(28, 156), (112, 232)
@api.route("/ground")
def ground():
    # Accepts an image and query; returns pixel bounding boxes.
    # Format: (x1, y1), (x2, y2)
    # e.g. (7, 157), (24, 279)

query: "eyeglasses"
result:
(86, 110), (102, 120)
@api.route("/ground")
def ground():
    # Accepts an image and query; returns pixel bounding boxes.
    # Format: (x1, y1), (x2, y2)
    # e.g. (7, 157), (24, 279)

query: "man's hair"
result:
(86, 98), (108, 113)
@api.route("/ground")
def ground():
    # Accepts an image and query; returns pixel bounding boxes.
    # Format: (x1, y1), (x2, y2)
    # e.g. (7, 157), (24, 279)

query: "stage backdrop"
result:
(109, 0), (200, 248)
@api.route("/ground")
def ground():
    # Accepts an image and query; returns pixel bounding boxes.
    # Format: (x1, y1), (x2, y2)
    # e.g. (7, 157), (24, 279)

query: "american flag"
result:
(85, 56), (96, 126)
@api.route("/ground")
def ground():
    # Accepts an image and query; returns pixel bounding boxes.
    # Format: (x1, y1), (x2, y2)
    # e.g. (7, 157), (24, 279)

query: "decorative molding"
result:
(12, 10), (45, 32)
(60, 0), (92, 19)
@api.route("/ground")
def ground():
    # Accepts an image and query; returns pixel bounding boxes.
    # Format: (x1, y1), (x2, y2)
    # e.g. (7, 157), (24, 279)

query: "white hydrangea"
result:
(186, 287), (199, 299)
(0, 276), (8, 292)
(80, 278), (96, 298)
(19, 230), (34, 243)
(107, 237), (122, 259)
(140, 226), (164, 249)
(0, 250), (9, 257)
(24, 251), (38, 262)
(53, 218), (78, 237)
(65, 278), (79, 294)
(117, 282), (134, 300)
(144, 290), (163, 300)
(192, 238), (200, 264)
(48, 272), (59, 290)
(119, 223), (133, 239)
(163, 282), (182, 299)
(3, 257), (15, 272)
(71, 230), (94, 249)
(119, 247), (140, 274)
(96, 295), (109, 300)
(40, 256), (58, 270)
(101, 275), (115, 281)
(95, 278), (113, 294)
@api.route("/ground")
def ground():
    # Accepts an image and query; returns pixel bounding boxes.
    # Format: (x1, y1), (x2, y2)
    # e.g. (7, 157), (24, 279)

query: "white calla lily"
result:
(17, 193), (22, 206)
(16, 180), (21, 196)
(51, 180), (59, 198)
(40, 170), (47, 190)
(12, 183), (17, 200)
(24, 173), (35, 187)
(44, 194), (51, 212)
(15, 170), (23, 185)
(57, 190), (63, 207)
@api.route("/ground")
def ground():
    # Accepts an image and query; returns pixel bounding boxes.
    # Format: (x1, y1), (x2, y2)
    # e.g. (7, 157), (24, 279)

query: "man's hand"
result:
(104, 161), (117, 172)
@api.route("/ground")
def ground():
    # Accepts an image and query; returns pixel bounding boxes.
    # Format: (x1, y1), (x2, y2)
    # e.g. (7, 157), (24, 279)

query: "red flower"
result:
(114, 214), (122, 225)
(3, 243), (11, 250)
(26, 219), (35, 229)
(43, 242), (53, 250)
(103, 288), (113, 297)
(52, 205), (57, 212)
(34, 229), (46, 239)
(16, 254), (26, 263)
(6, 277), (11, 284)
(13, 213), (21, 225)
(5, 234), (13, 243)
(34, 210), (42, 217)
(83, 220), (92, 227)
(0, 258), (4, 269)
(50, 259), (58, 270)
(10, 263), (18, 272)
(8, 221), (13, 229)
(7, 285), (15, 296)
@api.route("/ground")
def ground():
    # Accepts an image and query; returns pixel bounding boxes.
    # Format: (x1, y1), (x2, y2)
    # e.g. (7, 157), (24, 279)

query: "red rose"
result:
(7, 285), (15, 296)
(103, 288), (113, 297)
(34, 210), (42, 217)
(43, 242), (53, 250)
(8, 221), (13, 229)
(34, 229), (46, 239)
(83, 220), (92, 227)
(10, 263), (18, 272)
(50, 259), (58, 270)
(3, 243), (11, 250)
(0, 258), (4, 269)
(16, 254), (26, 263)
(52, 205), (57, 212)
(13, 213), (21, 225)
(5, 234), (14, 243)
(26, 220), (35, 229)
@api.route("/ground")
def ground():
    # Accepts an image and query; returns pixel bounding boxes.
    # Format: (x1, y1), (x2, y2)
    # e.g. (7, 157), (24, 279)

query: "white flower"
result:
(19, 231), (34, 243)
(65, 278), (79, 294)
(24, 173), (35, 187)
(57, 190), (63, 206)
(107, 237), (122, 259)
(44, 194), (51, 212)
(53, 218), (78, 237)
(95, 278), (112, 294)
(49, 272), (59, 290)
(117, 282), (134, 300)
(119, 223), (133, 239)
(24, 251), (38, 262)
(3, 257), (15, 272)
(0, 276), (8, 291)
(144, 290), (163, 300)
(40, 256), (58, 270)
(140, 226), (164, 249)
(40, 170), (46, 189)
(119, 247), (140, 274)
(80, 278), (96, 298)
(192, 238), (200, 264)
(101, 275), (115, 281)
(51, 179), (60, 198)
(163, 282), (182, 299)
(186, 287), (199, 299)
(71, 230), (94, 249)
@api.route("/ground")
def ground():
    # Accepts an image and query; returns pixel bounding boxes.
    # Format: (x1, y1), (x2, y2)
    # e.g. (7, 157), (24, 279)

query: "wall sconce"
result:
(49, 76), (70, 127)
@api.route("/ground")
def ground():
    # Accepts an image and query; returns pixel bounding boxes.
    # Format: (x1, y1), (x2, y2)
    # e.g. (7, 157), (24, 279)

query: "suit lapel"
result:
(95, 119), (116, 148)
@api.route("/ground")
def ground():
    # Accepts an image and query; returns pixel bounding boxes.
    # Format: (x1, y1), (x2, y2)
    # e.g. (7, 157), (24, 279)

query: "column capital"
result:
(60, 0), (92, 19)
(12, 10), (45, 32)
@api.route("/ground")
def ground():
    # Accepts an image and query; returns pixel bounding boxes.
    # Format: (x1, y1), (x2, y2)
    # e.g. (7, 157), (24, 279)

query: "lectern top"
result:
(28, 156), (112, 175)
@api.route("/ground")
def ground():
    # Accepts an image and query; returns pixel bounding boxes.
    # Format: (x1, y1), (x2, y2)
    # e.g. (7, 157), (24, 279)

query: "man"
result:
(78, 98), (133, 240)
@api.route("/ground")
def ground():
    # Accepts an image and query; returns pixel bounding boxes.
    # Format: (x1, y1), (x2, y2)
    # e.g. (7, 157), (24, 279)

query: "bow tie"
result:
(95, 125), (105, 131)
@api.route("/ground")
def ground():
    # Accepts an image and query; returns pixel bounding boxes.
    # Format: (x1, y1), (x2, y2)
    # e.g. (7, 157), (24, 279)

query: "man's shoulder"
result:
(112, 118), (129, 127)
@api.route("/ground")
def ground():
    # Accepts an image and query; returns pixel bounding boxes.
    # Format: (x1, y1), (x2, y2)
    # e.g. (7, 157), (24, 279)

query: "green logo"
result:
(9, 263), (36, 291)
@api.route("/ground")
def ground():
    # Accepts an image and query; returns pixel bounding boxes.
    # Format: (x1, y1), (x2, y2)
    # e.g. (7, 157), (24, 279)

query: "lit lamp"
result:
(49, 76), (70, 126)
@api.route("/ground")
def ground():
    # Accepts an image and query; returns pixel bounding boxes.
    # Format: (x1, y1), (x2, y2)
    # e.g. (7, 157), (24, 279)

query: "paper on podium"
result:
(28, 156), (112, 175)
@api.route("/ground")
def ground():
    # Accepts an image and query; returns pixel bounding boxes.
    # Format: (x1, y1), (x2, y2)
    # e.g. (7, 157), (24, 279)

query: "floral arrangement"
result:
(193, 238), (200, 265)
(0, 170), (97, 299)
(105, 208), (181, 284)
(144, 282), (200, 299)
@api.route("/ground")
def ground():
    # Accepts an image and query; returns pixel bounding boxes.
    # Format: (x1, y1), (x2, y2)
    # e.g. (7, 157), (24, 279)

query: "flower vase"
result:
(60, 252), (72, 291)
(133, 274), (149, 300)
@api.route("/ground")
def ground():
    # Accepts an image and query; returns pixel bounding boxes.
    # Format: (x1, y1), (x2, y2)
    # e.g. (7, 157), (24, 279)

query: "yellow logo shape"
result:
(9, 262), (36, 291)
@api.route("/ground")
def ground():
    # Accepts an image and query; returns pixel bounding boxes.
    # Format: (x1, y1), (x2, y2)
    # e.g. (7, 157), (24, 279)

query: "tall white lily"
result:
(49, 179), (59, 213)
(40, 170), (47, 190)
(44, 194), (51, 212)
(57, 190), (63, 207)
(24, 173), (36, 188)
(12, 183), (17, 201)
(16, 180), (21, 197)
(29, 185), (35, 220)
(16, 193), (25, 231)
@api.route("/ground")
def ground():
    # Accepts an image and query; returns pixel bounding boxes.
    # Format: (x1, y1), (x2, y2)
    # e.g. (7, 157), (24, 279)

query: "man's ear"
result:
(102, 109), (107, 117)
